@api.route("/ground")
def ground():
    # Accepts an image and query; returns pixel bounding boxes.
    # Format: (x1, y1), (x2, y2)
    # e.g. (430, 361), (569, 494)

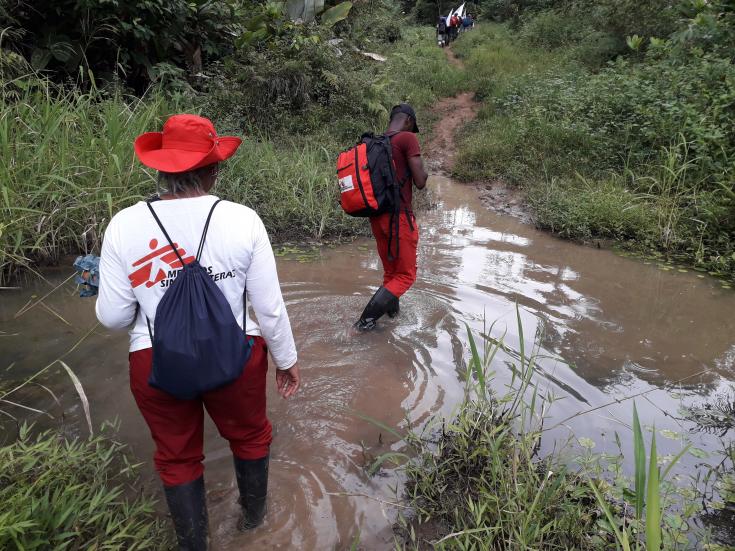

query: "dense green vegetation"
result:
(0, 424), (170, 549)
(383, 320), (732, 549)
(0, 2), (466, 283)
(452, 0), (735, 279)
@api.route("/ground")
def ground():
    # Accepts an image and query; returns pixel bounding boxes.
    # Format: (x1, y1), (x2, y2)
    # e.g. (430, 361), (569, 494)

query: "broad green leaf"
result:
(320, 1), (352, 27)
(688, 447), (709, 459)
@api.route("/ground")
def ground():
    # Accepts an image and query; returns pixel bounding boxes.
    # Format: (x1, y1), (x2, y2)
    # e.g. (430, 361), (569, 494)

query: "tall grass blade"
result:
(0, 398), (52, 417)
(645, 428), (661, 551)
(350, 411), (405, 442)
(661, 443), (691, 480)
(586, 477), (630, 551)
(58, 360), (93, 436)
(632, 403), (646, 520)
(465, 322), (486, 399)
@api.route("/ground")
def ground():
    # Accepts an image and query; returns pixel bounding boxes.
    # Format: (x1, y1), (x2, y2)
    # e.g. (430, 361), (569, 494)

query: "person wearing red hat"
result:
(95, 114), (300, 549)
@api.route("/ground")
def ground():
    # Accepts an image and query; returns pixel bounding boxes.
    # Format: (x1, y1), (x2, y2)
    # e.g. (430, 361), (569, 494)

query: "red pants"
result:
(370, 211), (419, 297)
(129, 336), (272, 487)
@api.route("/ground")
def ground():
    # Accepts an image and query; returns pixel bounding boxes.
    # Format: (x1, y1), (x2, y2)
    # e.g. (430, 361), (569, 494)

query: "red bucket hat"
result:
(134, 114), (242, 173)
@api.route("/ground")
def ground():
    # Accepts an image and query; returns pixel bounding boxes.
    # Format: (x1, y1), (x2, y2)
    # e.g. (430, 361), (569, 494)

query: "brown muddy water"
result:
(2, 175), (735, 549)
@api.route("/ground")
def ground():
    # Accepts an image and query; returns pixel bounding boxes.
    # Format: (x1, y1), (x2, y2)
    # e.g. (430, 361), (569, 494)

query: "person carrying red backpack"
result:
(449, 14), (460, 41)
(355, 104), (428, 330)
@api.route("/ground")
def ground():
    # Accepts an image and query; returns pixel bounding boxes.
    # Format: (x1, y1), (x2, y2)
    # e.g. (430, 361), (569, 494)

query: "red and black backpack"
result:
(336, 132), (409, 260)
(336, 132), (402, 218)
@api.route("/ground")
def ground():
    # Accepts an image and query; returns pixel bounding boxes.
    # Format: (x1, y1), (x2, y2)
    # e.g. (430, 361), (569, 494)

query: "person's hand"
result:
(276, 363), (300, 399)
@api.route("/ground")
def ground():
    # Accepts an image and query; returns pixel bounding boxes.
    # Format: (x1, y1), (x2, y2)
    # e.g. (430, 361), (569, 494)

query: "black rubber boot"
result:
(234, 455), (269, 531)
(354, 286), (398, 330)
(163, 476), (208, 551)
(386, 295), (400, 318)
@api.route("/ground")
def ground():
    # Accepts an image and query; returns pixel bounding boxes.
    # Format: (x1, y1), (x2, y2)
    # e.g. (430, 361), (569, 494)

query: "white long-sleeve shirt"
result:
(95, 195), (297, 370)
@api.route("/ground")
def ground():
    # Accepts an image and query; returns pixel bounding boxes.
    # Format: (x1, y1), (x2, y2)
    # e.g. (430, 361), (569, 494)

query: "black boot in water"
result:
(354, 286), (398, 330)
(386, 295), (400, 318)
(234, 455), (269, 531)
(163, 476), (208, 551)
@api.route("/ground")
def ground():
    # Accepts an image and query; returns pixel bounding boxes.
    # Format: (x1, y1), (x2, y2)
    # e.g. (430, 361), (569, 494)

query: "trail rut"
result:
(425, 47), (529, 221)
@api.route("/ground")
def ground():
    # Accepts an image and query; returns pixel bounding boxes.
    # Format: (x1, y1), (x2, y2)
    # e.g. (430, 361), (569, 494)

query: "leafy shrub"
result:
(510, 0), (679, 66)
(573, 0), (678, 44)
(204, 7), (386, 140)
(669, 0), (735, 58)
(0, 425), (171, 549)
(338, 0), (405, 46)
(455, 21), (735, 277)
(518, 8), (587, 49)
(569, 30), (622, 69)
(412, 0), (458, 24)
(1, 0), (240, 91)
(208, 47), (379, 139)
(464, 32), (735, 189)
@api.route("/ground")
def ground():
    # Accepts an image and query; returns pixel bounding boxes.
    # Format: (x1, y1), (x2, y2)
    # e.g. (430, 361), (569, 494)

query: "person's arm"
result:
(95, 218), (138, 329)
(409, 155), (428, 190)
(245, 213), (300, 398)
(404, 133), (428, 190)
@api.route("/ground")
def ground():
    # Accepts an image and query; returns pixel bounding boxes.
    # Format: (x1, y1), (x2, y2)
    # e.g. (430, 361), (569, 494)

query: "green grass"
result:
(0, 25), (463, 284)
(390, 312), (602, 549)
(0, 81), (360, 283)
(217, 139), (360, 242)
(383, 27), (468, 115)
(0, 83), (170, 282)
(367, 309), (718, 549)
(0, 424), (171, 549)
(450, 22), (735, 280)
(0, 312), (170, 547)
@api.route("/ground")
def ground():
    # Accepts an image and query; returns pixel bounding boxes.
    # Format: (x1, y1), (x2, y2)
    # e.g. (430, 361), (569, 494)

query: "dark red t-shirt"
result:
(388, 131), (421, 212)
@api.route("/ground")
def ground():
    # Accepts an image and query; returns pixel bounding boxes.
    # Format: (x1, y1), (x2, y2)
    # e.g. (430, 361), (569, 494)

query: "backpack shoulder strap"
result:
(146, 201), (184, 265)
(196, 199), (222, 261)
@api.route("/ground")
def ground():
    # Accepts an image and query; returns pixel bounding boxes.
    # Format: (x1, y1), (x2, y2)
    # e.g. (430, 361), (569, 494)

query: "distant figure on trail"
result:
(437, 16), (448, 47)
(354, 104), (428, 330)
(463, 14), (474, 30)
(95, 114), (300, 549)
(449, 14), (461, 41)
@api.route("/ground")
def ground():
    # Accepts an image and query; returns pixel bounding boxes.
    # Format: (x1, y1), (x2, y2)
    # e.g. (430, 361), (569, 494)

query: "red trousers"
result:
(129, 336), (271, 487)
(370, 211), (419, 297)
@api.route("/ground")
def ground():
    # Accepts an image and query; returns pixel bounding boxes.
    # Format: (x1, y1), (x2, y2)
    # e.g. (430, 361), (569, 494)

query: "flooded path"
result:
(3, 174), (735, 548)
(3, 94), (735, 547)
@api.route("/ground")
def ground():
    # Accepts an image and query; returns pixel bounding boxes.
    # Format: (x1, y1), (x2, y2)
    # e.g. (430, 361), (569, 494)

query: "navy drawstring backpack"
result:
(145, 199), (252, 400)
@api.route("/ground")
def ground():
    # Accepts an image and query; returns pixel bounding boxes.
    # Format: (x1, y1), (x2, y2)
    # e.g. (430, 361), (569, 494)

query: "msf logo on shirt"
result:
(129, 239), (194, 288)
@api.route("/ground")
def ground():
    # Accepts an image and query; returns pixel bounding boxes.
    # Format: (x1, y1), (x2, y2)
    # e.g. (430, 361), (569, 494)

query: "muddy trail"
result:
(432, 47), (528, 221)
(425, 46), (478, 173)
(3, 58), (735, 549)
(424, 92), (478, 173)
